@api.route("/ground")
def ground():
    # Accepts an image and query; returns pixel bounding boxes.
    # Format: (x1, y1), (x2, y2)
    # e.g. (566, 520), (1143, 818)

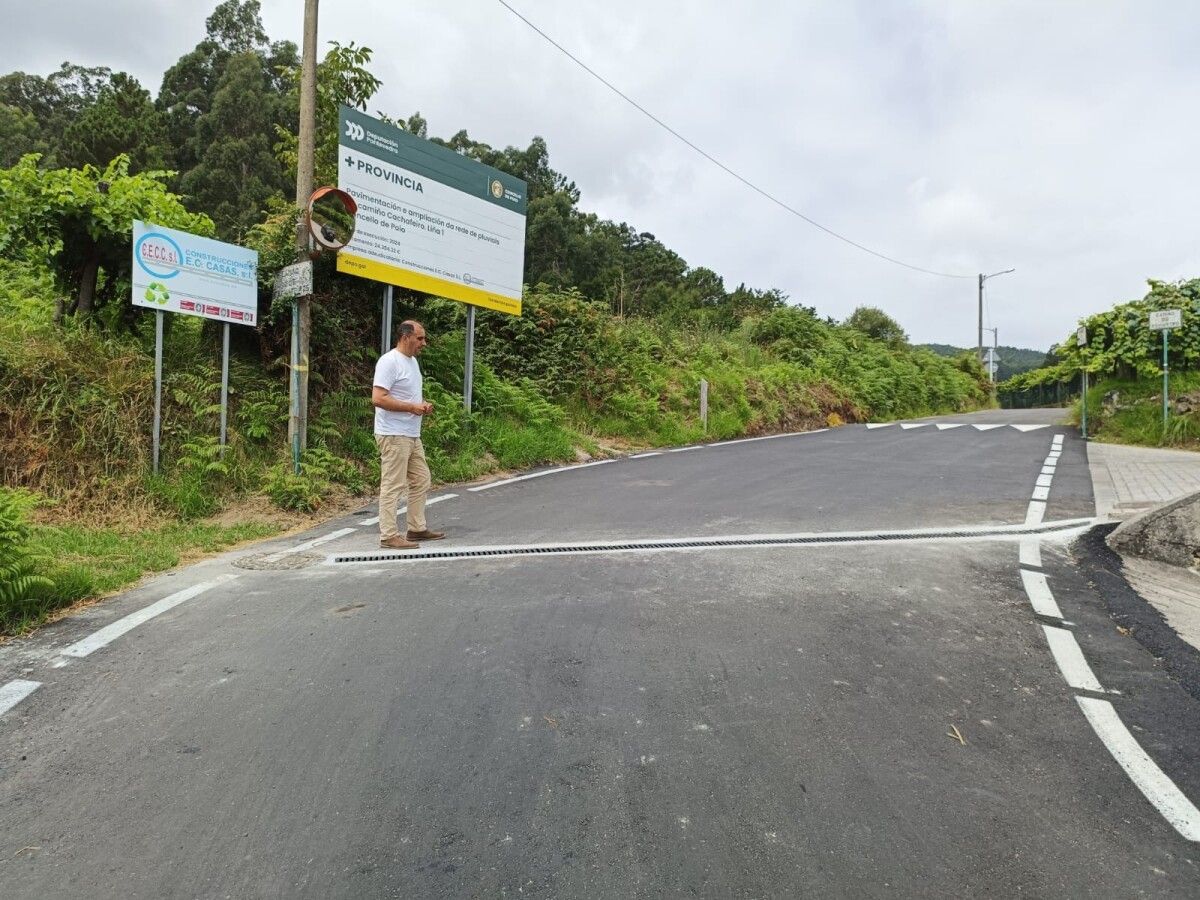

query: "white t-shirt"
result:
(373, 349), (423, 437)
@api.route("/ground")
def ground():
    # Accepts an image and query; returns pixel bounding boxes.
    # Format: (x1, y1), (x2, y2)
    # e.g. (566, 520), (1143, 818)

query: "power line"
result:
(496, 0), (976, 280)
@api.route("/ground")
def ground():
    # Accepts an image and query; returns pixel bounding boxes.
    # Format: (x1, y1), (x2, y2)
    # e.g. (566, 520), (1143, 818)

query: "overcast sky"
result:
(3, 0), (1198, 351)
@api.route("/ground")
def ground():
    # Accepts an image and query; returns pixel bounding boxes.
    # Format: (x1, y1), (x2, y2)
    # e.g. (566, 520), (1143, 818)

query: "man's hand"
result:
(419, 401), (434, 415)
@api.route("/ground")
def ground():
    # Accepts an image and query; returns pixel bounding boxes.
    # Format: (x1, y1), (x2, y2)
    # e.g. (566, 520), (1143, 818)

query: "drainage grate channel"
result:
(330, 518), (1094, 565)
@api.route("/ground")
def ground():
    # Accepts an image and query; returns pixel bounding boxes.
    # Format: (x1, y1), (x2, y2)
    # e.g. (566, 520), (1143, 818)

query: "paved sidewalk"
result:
(1086, 439), (1200, 653)
(1086, 441), (1200, 520)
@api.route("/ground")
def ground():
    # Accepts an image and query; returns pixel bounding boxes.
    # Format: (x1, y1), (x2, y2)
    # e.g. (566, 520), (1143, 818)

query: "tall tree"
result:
(182, 52), (289, 239)
(60, 73), (169, 172)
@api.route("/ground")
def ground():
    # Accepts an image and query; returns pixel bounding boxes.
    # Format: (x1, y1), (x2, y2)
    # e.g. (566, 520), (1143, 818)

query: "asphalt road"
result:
(1, 410), (1197, 898)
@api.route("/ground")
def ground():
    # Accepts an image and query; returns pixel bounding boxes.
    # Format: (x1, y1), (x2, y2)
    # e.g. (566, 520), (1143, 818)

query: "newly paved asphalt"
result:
(1, 410), (1197, 898)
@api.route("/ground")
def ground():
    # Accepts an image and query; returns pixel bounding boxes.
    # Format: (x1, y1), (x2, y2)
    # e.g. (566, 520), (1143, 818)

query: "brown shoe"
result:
(406, 529), (445, 542)
(380, 535), (420, 550)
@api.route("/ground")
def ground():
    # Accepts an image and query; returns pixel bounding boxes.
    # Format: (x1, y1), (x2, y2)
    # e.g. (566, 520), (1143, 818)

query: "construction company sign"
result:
(336, 105), (527, 316)
(132, 221), (259, 325)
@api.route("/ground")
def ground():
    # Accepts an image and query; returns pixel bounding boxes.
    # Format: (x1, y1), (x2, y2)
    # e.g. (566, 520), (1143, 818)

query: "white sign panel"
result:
(1149, 309), (1182, 330)
(1076, 326), (1087, 346)
(336, 106), (527, 316)
(273, 260), (313, 302)
(132, 221), (258, 325)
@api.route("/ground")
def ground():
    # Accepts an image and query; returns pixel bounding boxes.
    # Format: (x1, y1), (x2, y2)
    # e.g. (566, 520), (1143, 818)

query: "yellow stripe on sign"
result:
(336, 252), (522, 316)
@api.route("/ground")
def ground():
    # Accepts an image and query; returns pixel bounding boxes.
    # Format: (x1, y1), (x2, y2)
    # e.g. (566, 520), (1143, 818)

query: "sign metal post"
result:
(153, 310), (164, 473)
(219, 323), (230, 453)
(464, 304), (476, 413)
(1149, 309), (1182, 433)
(700, 378), (709, 433)
(1076, 325), (1088, 440)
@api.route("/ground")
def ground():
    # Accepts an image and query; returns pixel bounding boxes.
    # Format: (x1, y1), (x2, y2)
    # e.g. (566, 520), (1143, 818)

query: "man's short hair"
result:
(397, 320), (422, 337)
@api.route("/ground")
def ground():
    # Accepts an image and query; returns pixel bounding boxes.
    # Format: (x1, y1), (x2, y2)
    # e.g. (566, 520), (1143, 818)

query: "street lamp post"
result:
(978, 269), (1014, 364)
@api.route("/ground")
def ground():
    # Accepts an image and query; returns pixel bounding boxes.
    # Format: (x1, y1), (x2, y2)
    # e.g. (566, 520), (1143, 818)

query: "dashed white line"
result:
(359, 493), (457, 528)
(1042, 625), (1104, 691)
(1036, 474), (1054, 487)
(1077, 697), (1200, 842)
(469, 459), (616, 492)
(1021, 569), (1064, 618)
(265, 527), (357, 561)
(1032, 485), (1050, 501)
(1025, 501), (1047, 525)
(60, 574), (239, 659)
(0, 679), (41, 716)
(1019, 538), (1042, 568)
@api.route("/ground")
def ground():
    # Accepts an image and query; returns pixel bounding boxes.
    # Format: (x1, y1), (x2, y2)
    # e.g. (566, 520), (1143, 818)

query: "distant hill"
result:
(919, 343), (1048, 382)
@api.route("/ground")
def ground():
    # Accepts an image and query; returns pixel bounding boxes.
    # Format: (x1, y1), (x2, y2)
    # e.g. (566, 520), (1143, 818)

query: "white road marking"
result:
(1048, 450), (1061, 459)
(1042, 625), (1103, 691)
(974, 424), (1007, 431)
(358, 493), (458, 529)
(1011, 424), (1050, 432)
(1021, 569), (1064, 618)
(865, 423), (893, 429)
(1032, 485), (1050, 501)
(1019, 538), (1042, 568)
(899, 423), (929, 429)
(60, 574), (239, 659)
(469, 459), (616, 491)
(265, 527), (357, 561)
(1043, 459), (1057, 470)
(1036, 474), (1054, 487)
(1025, 500), (1047, 525)
(708, 429), (826, 447)
(629, 451), (663, 458)
(0, 680), (41, 716)
(1076, 697), (1200, 842)
(1052, 435), (1064, 446)
(667, 446), (704, 453)
(936, 423), (965, 430)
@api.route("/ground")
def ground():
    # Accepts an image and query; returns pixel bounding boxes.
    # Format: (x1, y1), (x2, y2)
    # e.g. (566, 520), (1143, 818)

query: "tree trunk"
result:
(75, 253), (101, 317)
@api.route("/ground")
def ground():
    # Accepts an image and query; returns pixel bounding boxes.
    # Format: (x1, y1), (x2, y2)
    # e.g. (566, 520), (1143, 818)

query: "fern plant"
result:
(0, 488), (53, 611)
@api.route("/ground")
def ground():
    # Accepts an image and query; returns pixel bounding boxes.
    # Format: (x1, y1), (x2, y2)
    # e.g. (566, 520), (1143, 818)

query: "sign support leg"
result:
(382, 285), (394, 355)
(153, 310), (164, 474)
(220, 322), (230, 454)
(290, 301), (301, 474)
(464, 304), (476, 413)
(1081, 369), (1088, 440)
(1163, 331), (1169, 433)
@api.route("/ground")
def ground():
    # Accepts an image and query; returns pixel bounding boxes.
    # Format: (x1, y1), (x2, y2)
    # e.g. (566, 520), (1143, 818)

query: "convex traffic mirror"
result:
(306, 187), (357, 250)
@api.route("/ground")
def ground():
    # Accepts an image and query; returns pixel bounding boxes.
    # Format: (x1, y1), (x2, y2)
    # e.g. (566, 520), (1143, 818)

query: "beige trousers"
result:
(376, 435), (431, 539)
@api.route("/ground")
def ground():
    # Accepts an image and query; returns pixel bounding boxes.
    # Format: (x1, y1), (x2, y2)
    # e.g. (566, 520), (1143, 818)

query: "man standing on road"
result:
(372, 319), (446, 549)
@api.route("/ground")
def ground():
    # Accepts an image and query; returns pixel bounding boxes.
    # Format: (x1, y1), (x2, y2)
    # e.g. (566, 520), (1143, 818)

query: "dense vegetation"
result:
(998, 278), (1200, 446)
(0, 1), (991, 633)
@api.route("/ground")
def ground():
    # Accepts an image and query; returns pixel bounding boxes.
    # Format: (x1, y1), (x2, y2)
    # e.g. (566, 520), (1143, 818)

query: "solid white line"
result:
(667, 446), (704, 453)
(1076, 697), (1200, 841)
(629, 451), (663, 458)
(0, 680), (41, 716)
(1025, 500), (1047, 525)
(1019, 538), (1042, 568)
(708, 429), (826, 447)
(469, 459), (616, 491)
(1032, 485), (1050, 501)
(360, 516), (380, 526)
(1036, 474), (1054, 487)
(61, 574), (239, 659)
(1043, 625), (1103, 691)
(936, 423), (965, 430)
(1021, 569), (1064, 618)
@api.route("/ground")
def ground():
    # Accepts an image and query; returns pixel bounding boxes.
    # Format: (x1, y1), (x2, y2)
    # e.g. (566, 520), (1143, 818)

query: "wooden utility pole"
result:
(289, 0), (319, 459)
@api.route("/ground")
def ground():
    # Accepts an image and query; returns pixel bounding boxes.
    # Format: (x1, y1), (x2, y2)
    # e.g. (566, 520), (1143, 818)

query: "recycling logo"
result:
(144, 282), (170, 305)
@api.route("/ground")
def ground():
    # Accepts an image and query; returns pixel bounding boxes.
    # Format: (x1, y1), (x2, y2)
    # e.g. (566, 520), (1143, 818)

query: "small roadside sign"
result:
(1076, 326), (1087, 346)
(274, 260), (313, 302)
(1149, 309), (1182, 330)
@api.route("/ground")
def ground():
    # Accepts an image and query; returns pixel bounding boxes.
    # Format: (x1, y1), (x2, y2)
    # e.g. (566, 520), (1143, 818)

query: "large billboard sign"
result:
(132, 221), (259, 325)
(336, 105), (527, 316)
